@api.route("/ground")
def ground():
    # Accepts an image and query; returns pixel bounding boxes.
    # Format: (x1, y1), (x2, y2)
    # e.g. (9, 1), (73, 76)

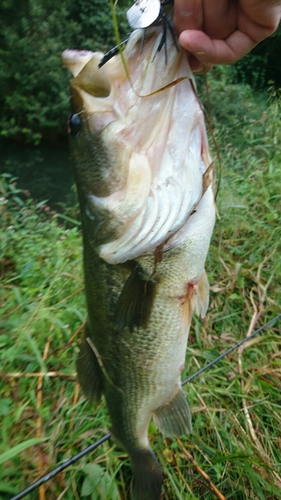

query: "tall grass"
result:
(0, 74), (280, 499)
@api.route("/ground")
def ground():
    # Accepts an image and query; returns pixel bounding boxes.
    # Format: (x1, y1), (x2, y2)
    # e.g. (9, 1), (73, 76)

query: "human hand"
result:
(174, 0), (281, 73)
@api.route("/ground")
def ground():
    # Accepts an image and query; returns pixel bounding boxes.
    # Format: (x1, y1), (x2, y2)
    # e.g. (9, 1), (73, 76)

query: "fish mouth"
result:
(62, 27), (213, 265)
(62, 27), (185, 115)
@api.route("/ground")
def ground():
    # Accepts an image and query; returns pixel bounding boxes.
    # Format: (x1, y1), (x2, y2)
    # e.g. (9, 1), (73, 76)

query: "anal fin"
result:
(153, 387), (192, 436)
(76, 324), (103, 404)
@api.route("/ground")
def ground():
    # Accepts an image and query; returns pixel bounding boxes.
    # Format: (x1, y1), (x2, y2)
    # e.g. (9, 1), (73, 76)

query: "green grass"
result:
(1, 77), (281, 500)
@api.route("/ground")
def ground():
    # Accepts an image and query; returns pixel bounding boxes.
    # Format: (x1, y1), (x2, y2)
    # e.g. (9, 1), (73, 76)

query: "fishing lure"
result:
(98, 0), (177, 68)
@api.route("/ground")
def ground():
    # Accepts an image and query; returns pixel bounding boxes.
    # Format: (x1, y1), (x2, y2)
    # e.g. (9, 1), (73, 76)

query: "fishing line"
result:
(9, 313), (280, 500)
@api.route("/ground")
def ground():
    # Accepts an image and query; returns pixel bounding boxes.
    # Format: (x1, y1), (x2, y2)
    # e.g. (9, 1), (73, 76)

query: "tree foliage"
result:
(0, 0), (130, 143)
(0, 0), (279, 143)
(68, 0), (131, 52)
(232, 23), (281, 90)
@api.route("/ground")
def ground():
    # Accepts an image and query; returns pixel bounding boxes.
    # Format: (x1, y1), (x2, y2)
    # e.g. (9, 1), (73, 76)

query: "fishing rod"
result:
(183, 312), (281, 385)
(9, 434), (112, 500)
(9, 312), (281, 500)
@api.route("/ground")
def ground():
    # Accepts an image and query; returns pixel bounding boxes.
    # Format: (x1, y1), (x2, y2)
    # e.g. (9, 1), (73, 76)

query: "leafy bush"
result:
(0, 0), (130, 143)
(68, 0), (131, 52)
(232, 24), (281, 90)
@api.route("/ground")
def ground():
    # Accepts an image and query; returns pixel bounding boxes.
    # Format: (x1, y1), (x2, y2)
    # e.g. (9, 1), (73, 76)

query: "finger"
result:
(201, 0), (237, 39)
(174, 0), (236, 39)
(178, 29), (258, 65)
(174, 0), (203, 34)
(240, 0), (281, 36)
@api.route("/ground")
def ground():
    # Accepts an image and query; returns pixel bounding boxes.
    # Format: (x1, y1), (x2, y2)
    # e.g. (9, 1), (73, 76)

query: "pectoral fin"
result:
(115, 265), (156, 333)
(153, 387), (192, 436)
(76, 324), (103, 404)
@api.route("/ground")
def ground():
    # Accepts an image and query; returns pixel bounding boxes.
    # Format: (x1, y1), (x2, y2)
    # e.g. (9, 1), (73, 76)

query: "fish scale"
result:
(62, 14), (215, 500)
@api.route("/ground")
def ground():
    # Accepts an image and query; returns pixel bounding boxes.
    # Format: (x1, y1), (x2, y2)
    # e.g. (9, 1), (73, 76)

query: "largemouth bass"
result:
(62, 21), (215, 500)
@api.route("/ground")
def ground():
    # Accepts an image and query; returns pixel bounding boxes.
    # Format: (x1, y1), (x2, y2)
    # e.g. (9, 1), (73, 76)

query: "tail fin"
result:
(130, 448), (162, 500)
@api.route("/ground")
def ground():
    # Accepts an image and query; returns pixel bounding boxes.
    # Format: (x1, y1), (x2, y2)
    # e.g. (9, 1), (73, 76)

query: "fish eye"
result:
(68, 113), (81, 136)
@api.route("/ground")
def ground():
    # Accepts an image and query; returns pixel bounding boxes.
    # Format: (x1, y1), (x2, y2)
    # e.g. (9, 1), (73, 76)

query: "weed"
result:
(1, 82), (281, 499)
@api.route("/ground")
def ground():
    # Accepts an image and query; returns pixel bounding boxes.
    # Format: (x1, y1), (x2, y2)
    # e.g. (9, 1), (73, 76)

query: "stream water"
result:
(0, 140), (76, 210)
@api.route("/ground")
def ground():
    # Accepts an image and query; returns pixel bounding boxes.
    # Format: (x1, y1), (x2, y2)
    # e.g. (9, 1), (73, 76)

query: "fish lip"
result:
(62, 49), (94, 59)
(62, 49), (96, 74)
